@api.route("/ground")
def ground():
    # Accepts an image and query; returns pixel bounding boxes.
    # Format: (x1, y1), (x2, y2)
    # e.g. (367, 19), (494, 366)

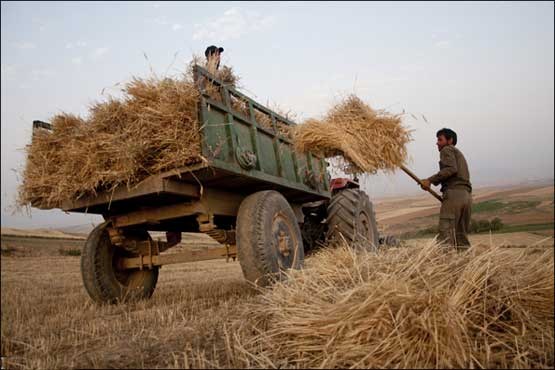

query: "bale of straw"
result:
(18, 74), (205, 208)
(233, 242), (554, 368)
(292, 95), (411, 173)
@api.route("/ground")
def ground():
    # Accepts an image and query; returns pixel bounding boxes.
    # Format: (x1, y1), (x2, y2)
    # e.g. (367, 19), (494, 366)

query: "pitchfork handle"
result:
(400, 165), (443, 203)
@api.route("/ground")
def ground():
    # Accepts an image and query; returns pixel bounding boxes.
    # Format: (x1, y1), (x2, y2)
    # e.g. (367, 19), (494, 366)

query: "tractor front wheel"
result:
(326, 189), (379, 249)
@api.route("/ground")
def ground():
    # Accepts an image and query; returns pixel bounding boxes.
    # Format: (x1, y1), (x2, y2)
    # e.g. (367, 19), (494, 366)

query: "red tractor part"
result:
(330, 178), (360, 194)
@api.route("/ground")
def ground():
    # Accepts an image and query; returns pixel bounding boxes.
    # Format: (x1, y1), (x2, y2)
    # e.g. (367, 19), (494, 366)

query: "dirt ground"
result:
(1, 231), (553, 369)
(2, 183), (553, 368)
(1, 251), (251, 369)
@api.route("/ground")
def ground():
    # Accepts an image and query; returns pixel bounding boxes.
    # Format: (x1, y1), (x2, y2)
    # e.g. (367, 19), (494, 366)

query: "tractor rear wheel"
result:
(236, 190), (304, 286)
(81, 222), (159, 304)
(326, 189), (379, 249)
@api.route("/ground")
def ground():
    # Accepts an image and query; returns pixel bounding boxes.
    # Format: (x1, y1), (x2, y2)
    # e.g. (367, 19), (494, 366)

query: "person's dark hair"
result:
(205, 45), (224, 58)
(436, 128), (457, 145)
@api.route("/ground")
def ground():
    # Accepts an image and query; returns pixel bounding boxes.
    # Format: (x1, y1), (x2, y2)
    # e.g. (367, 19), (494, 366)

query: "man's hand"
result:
(420, 179), (431, 191)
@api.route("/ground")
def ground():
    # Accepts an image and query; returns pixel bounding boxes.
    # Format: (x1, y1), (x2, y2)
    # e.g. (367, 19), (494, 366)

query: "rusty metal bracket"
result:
(197, 213), (216, 232)
(107, 227), (125, 246)
(108, 226), (167, 258)
(117, 244), (238, 270)
(147, 241), (152, 269)
(225, 243), (237, 262)
(204, 229), (236, 245)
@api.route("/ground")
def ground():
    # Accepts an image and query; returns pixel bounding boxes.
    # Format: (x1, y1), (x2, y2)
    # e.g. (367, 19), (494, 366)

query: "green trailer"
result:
(33, 65), (380, 303)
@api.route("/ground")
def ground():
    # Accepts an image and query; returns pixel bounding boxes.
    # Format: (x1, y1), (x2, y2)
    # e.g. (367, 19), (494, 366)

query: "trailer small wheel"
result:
(236, 190), (304, 286)
(326, 188), (379, 249)
(81, 222), (159, 304)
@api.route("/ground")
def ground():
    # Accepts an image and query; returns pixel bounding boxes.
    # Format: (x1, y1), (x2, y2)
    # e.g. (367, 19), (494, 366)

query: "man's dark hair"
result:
(205, 45), (224, 58)
(436, 128), (457, 145)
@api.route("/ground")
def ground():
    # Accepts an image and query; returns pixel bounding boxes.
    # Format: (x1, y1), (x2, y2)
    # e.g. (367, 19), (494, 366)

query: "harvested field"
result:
(2, 235), (553, 369)
(1, 254), (252, 369)
(1, 235), (84, 257)
(411, 232), (554, 248)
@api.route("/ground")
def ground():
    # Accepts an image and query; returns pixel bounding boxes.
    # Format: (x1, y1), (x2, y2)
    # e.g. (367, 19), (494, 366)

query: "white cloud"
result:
(435, 40), (451, 49)
(1, 64), (17, 81)
(193, 7), (276, 42)
(13, 42), (37, 50)
(31, 69), (54, 80)
(150, 16), (169, 25)
(91, 47), (109, 59)
(400, 64), (425, 73)
(71, 57), (83, 65)
(66, 41), (87, 49)
(31, 18), (48, 31)
(146, 16), (186, 31)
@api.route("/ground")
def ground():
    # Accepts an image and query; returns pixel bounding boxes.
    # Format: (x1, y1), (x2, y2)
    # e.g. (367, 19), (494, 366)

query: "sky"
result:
(1, 1), (554, 229)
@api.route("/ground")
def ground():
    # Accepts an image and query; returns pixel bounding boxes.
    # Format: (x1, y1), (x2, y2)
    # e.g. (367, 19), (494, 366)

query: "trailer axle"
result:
(117, 245), (237, 270)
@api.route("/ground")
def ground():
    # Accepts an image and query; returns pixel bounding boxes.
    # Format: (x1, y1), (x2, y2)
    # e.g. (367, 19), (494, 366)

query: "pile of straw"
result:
(19, 75), (204, 208)
(234, 242), (554, 368)
(218, 65), (239, 87)
(293, 95), (411, 173)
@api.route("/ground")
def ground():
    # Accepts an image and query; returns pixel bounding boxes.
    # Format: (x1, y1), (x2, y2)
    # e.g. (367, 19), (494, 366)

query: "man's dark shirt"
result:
(428, 145), (472, 193)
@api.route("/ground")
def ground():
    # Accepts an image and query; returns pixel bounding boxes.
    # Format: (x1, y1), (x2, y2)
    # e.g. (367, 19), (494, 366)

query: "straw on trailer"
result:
(18, 73), (208, 208)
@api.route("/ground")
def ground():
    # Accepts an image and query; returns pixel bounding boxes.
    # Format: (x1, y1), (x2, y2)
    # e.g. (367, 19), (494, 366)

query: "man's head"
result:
(204, 45), (224, 72)
(205, 45), (223, 60)
(436, 128), (457, 151)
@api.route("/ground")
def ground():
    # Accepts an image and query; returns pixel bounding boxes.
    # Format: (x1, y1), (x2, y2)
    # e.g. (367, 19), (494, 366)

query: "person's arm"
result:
(428, 146), (458, 185)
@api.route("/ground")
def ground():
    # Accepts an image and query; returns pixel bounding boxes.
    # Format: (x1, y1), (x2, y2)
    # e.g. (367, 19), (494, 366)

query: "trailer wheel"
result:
(81, 222), (159, 304)
(236, 191), (304, 286)
(326, 189), (379, 249)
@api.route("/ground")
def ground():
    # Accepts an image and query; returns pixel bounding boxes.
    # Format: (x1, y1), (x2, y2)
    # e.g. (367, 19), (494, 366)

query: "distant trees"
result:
(469, 217), (504, 233)
(490, 217), (504, 231)
(401, 217), (505, 239)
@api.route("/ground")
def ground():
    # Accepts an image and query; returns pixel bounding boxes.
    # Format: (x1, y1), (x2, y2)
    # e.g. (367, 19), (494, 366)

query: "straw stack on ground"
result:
(233, 242), (554, 368)
(293, 95), (411, 173)
(18, 75), (204, 209)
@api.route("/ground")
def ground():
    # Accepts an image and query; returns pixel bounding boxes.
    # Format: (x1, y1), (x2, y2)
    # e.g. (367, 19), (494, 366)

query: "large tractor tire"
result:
(236, 190), (304, 286)
(81, 222), (159, 304)
(380, 234), (401, 247)
(326, 189), (379, 249)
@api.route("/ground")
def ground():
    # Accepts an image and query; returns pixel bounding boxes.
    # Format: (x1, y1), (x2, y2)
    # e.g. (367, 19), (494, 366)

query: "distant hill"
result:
(58, 223), (97, 235)
(0, 227), (86, 240)
(375, 183), (554, 236)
